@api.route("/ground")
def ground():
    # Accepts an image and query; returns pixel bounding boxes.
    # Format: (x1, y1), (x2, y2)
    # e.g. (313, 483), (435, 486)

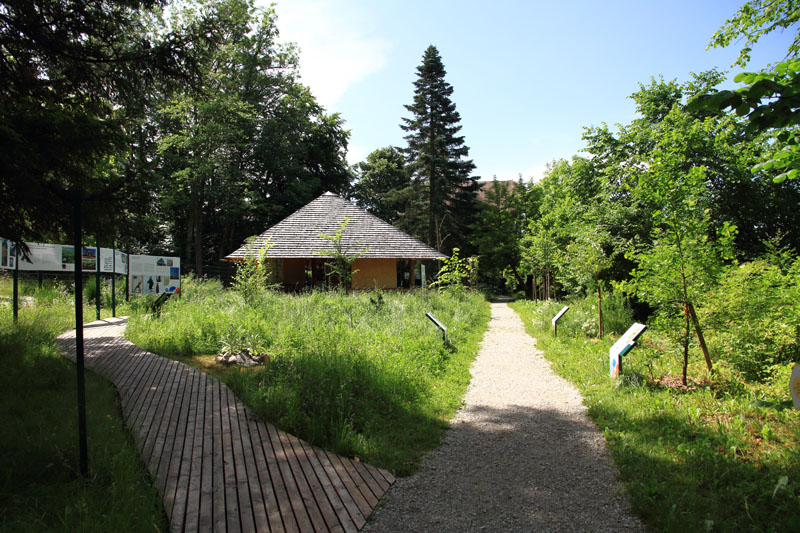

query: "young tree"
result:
(401, 45), (480, 253)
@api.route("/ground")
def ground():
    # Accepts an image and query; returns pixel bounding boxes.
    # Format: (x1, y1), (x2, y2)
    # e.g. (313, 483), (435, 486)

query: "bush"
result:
(699, 259), (800, 382)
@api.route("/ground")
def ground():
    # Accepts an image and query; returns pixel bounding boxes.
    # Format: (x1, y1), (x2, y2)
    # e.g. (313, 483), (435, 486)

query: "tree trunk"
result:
(682, 303), (690, 386)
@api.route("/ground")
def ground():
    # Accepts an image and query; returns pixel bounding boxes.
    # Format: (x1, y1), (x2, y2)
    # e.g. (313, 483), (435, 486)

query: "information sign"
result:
(128, 254), (180, 295)
(791, 365), (800, 410)
(609, 322), (647, 378)
(0, 240), (129, 273)
(551, 305), (569, 335)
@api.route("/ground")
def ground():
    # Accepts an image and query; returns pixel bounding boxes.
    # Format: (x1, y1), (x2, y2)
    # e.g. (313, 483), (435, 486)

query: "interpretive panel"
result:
(609, 322), (647, 378)
(128, 254), (180, 295)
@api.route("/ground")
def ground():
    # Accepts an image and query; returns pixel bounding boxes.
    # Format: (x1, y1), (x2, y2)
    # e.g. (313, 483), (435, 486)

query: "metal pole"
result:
(95, 237), (100, 321)
(125, 248), (130, 302)
(73, 190), (89, 478)
(12, 244), (19, 323)
(111, 243), (116, 317)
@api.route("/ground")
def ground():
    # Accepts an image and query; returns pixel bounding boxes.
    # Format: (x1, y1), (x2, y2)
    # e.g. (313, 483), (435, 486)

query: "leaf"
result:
(772, 476), (788, 499)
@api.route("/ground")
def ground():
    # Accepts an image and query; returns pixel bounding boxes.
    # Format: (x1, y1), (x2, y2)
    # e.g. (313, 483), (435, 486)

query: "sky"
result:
(267, 0), (795, 182)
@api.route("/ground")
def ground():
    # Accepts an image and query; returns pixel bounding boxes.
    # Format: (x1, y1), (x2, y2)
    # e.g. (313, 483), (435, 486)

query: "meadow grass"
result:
(0, 289), (167, 532)
(510, 297), (800, 532)
(125, 279), (491, 475)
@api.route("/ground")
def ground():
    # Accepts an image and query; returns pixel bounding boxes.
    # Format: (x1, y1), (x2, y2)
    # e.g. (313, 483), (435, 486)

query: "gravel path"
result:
(364, 302), (644, 532)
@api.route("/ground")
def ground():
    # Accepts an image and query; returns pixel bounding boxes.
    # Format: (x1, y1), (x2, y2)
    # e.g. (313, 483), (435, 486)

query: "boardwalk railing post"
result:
(73, 189), (89, 478)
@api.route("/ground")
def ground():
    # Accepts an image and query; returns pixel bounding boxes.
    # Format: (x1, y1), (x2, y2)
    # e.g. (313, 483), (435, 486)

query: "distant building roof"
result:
(476, 180), (519, 203)
(224, 192), (447, 260)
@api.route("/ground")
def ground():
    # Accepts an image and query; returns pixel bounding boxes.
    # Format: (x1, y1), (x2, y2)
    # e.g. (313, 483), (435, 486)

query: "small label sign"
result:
(609, 323), (647, 378)
(425, 312), (447, 342)
(791, 365), (800, 410)
(551, 306), (570, 327)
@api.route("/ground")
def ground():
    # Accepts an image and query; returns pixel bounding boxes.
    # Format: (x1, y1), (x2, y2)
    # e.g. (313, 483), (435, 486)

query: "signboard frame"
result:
(609, 322), (647, 378)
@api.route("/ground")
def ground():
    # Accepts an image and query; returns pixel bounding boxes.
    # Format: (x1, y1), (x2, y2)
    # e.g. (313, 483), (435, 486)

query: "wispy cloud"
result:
(272, 0), (389, 109)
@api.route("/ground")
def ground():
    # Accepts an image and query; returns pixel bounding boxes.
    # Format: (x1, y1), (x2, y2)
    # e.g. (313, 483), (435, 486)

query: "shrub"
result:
(699, 259), (800, 382)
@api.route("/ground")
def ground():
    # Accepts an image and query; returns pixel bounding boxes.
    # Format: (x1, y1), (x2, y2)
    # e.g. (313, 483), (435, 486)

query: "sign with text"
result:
(0, 239), (129, 273)
(128, 254), (180, 295)
(609, 322), (647, 378)
(791, 365), (800, 410)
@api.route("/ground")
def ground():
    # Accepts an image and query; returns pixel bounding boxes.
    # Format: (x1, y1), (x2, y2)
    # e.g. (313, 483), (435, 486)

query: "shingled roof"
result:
(224, 192), (447, 260)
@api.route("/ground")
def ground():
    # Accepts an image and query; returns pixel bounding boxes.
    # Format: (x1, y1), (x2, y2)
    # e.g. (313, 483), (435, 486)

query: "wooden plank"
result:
(113, 347), (155, 408)
(349, 457), (388, 500)
(130, 354), (172, 464)
(285, 433), (343, 532)
(338, 455), (379, 508)
(153, 360), (191, 495)
(276, 430), (329, 531)
(163, 365), (197, 530)
(187, 372), (211, 533)
(120, 349), (164, 425)
(142, 359), (183, 478)
(309, 445), (365, 530)
(325, 450), (374, 516)
(226, 393), (258, 533)
(211, 377), (227, 533)
(266, 423), (315, 531)
(299, 440), (356, 533)
(255, 420), (299, 533)
(220, 383), (242, 532)
(243, 414), (284, 532)
(232, 400), (270, 533)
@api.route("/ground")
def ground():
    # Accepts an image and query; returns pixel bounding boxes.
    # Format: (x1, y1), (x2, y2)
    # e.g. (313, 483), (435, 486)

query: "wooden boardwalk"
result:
(56, 317), (394, 532)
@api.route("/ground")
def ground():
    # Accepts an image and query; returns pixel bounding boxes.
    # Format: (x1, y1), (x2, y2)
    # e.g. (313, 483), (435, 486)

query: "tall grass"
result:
(0, 291), (166, 531)
(126, 278), (491, 475)
(510, 295), (800, 532)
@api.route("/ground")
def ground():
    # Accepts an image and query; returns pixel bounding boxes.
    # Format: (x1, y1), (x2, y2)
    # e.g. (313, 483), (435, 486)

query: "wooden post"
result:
(687, 301), (713, 372)
(532, 271), (537, 302)
(409, 259), (416, 289)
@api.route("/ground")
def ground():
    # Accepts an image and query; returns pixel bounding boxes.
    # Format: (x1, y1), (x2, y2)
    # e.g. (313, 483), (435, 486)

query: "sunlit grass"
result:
(126, 279), (491, 475)
(0, 290), (166, 532)
(510, 297), (800, 532)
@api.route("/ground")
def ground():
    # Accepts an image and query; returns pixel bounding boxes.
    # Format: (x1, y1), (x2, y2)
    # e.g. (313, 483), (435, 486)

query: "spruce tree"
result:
(401, 45), (479, 253)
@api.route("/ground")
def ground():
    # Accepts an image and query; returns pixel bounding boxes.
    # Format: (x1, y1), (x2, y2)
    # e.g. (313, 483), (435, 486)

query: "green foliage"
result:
(125, 278), (491, 475)
(315, 218), (367, 291)
(511, 291), (633, 338)
(510, 300), (800, 532)
(401, 45), (479, 253)
(429, 248), (477, 291)
(699, 259), (800, 381)
(0, 287), (165, 531)
(232, 237), (275, 306)
(351, 146), (412, 224)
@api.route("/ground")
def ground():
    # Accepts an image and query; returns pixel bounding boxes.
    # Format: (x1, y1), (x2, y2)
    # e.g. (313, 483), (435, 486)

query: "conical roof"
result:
(224, 192), (446, 260)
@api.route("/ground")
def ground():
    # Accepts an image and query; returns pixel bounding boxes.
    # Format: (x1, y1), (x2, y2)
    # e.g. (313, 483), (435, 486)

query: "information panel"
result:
(128, 254), (180, 295)
(0, 239), (129, 273)
(609, 322), (647, 378)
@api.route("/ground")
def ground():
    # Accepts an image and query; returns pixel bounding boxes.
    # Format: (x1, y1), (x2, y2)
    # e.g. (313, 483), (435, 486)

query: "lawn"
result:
(0, 282), (167, 532)
(510, 297), (800, 532)
(125, 277), (491, 476)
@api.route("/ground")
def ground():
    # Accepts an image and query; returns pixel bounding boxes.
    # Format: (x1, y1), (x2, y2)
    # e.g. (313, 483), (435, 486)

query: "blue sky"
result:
(268, 0), (795, 182)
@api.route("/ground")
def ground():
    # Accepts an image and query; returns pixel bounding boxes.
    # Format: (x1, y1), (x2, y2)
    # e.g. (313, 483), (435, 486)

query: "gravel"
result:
(363, 302), (644, 532)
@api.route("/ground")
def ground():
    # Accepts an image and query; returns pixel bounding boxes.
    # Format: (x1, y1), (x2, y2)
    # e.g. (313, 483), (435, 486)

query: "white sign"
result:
(129, 254), (180, 295)
(0, 238), (130, 273)
(551, 306), (570, 327)
(791, 365), (800, 410)
(609, 323), (647, 378)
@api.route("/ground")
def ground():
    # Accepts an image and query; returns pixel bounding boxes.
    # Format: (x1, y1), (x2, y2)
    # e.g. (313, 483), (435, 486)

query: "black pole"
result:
(95, 237), (101, 321)
(125, 248), (130, 302)
(73, 190), (89, 478)
(111, 242), (116, 318)
(12, 244), (19, 323)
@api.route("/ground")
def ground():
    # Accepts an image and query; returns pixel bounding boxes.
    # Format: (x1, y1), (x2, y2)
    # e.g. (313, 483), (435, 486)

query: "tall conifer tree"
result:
(401, 45), (479, 253)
